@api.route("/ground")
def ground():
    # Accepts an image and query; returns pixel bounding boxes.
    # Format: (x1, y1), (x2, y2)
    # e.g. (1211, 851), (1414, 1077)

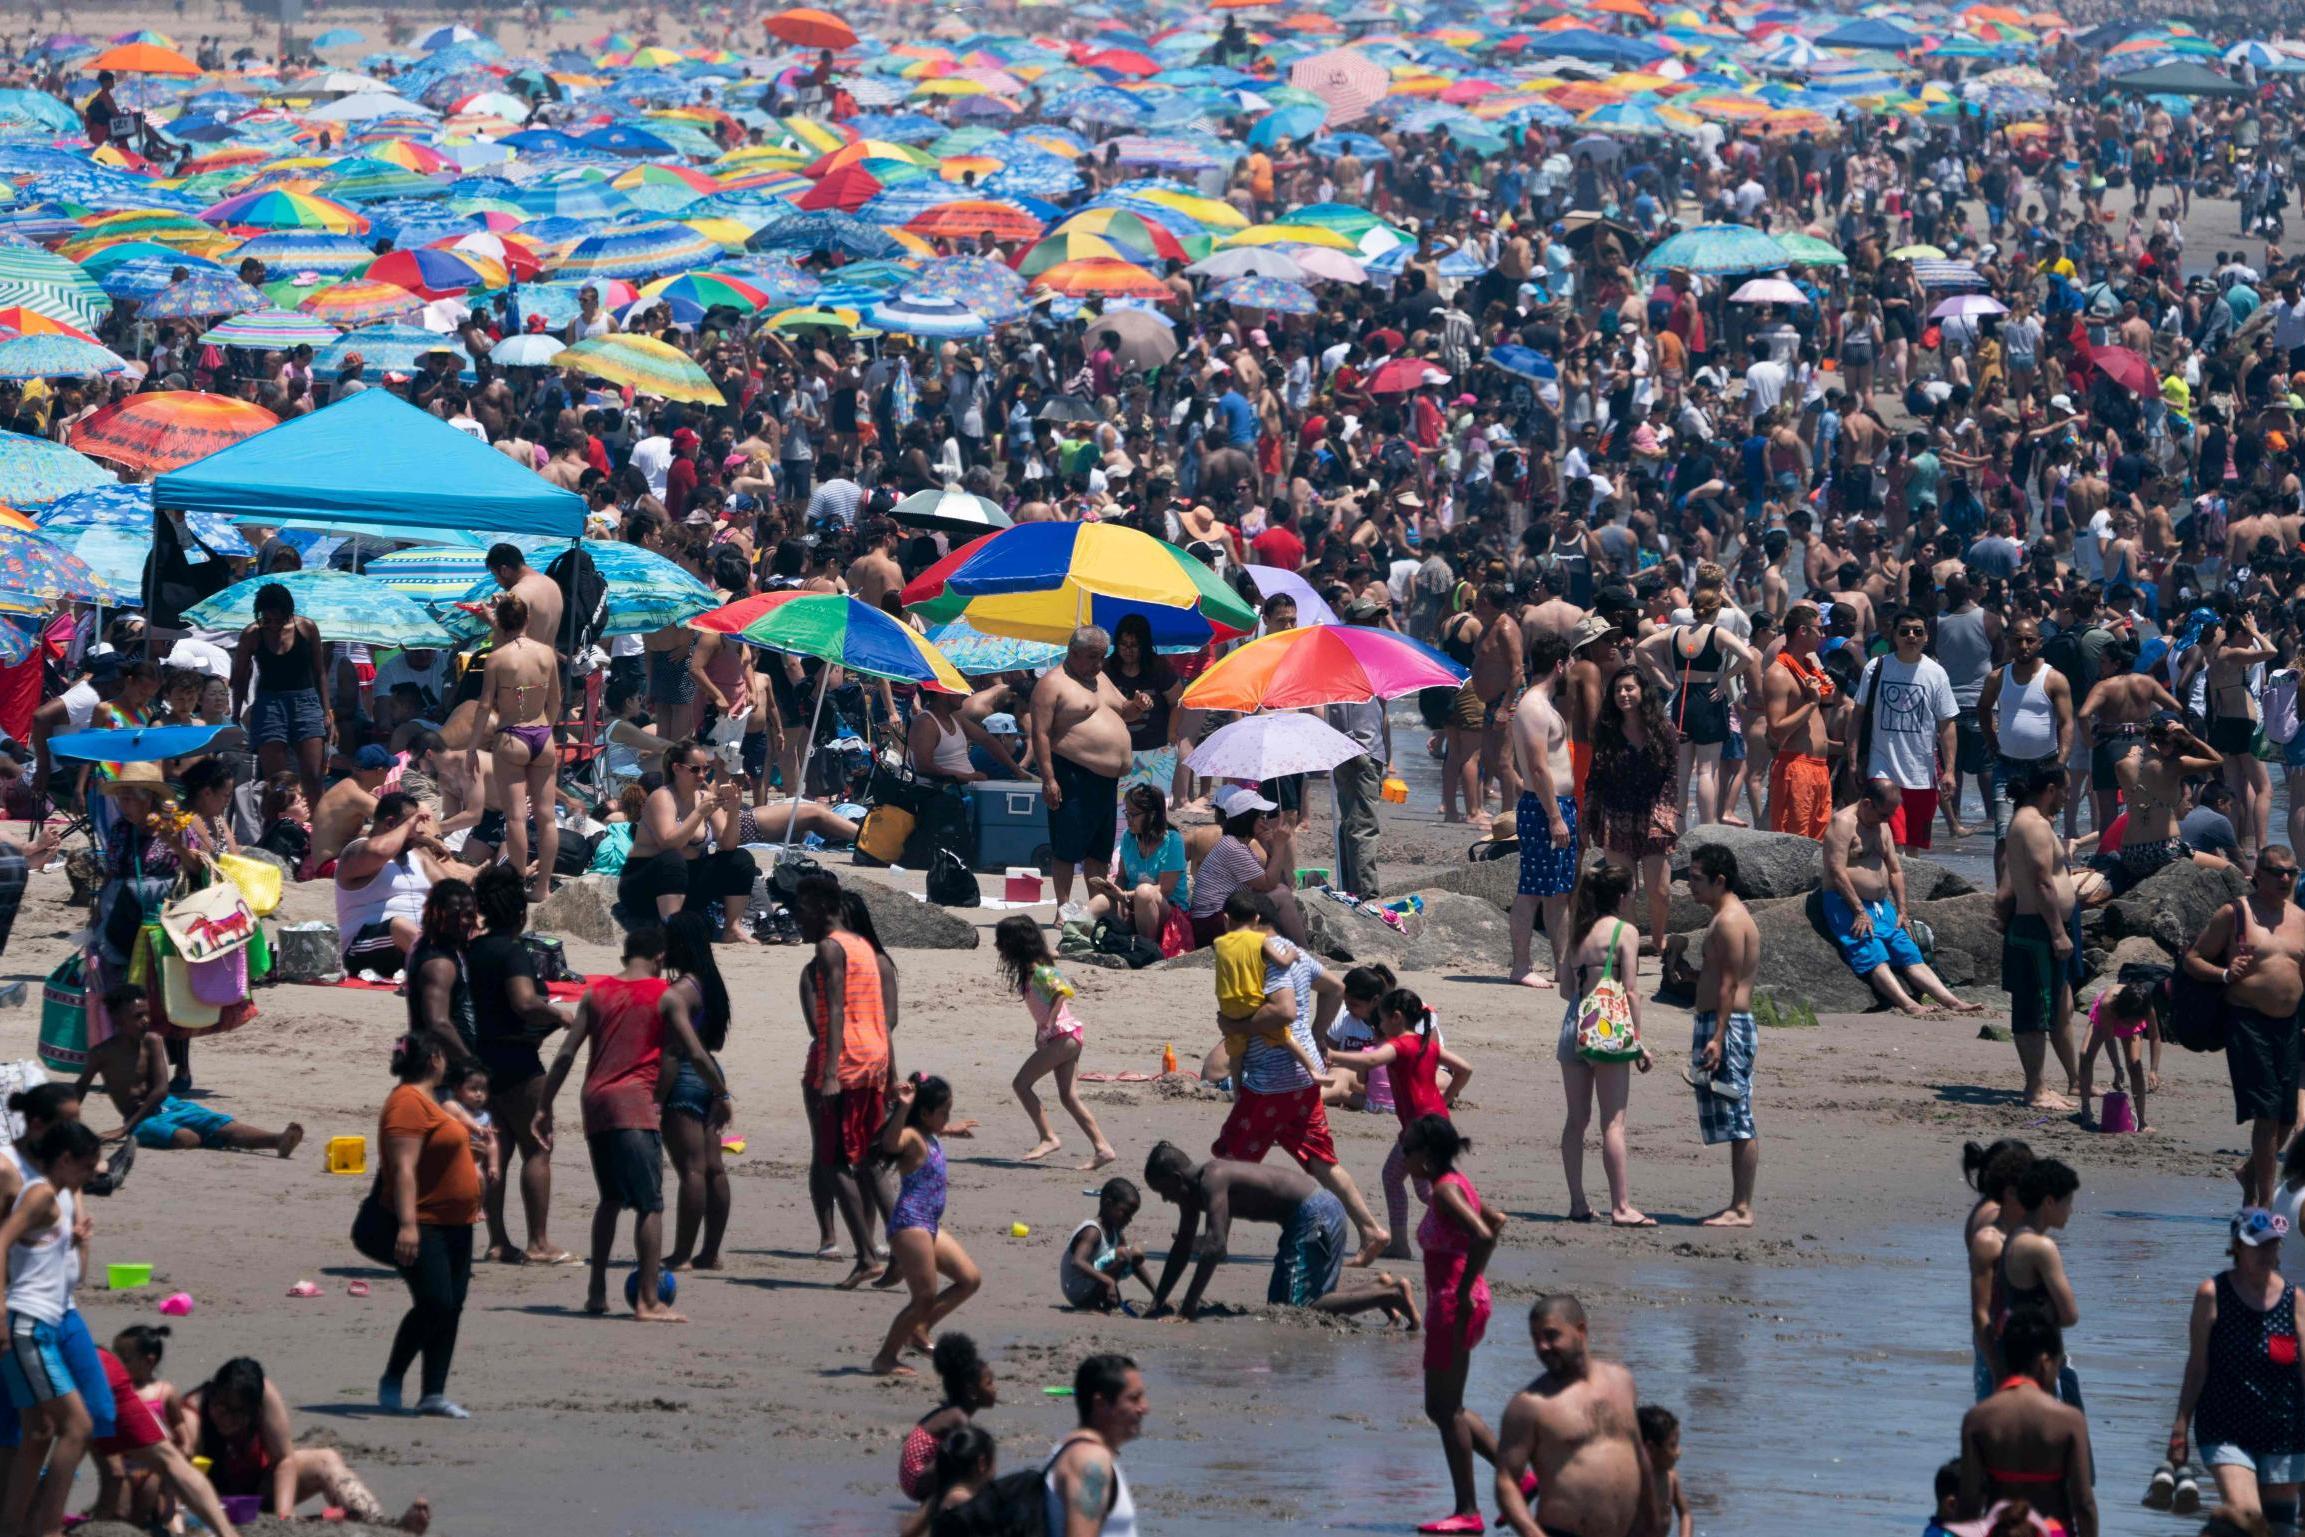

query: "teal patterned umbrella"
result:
(184, 569), (453, 646)
(0, 431), (114, 505)
(0, 525), (127, 602)
(1638, 222), (1793, 277)
(433, 538), (716, 640)
(0, 335), (129, 380)
(927, 617), (1065, 674)
(140, 270), (270, 319)
(1209, 274), (1318, 314)
(0, 248), (106, 329)
(199, 309), (343, 349)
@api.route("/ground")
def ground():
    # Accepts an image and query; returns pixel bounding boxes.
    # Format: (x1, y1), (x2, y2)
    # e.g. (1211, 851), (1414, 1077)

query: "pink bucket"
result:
(2100, 1091), (2137, 1134)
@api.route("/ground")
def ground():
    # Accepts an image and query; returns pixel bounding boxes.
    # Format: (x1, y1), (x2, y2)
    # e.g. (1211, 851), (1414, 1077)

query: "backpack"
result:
(926, 848), (981, 908)
(1093, 920), (1163, 969)
(931, 1437), (1110, 1537)
(545, 544), (611, 657)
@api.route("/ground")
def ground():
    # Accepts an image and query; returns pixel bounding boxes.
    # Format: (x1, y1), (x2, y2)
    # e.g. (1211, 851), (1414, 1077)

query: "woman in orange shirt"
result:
(366, 1035), (482, 1419)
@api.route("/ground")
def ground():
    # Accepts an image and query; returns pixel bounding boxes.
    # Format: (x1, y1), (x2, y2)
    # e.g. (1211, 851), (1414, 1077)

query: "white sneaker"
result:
(414, 1395), (470, 1419)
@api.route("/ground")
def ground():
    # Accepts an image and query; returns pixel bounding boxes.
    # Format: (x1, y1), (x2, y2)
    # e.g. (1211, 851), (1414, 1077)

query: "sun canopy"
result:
(152, 389), (583, 542)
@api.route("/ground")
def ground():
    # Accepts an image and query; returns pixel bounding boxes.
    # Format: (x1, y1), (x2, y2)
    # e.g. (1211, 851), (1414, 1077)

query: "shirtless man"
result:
(2122, 711), (2231, 884)
(1510, 633), (1577, 988)
(2206, 603), (2277, 859)
(2185, 844), (2305, 1205)
(308, 746), (393, 877)
(1139, 1143), (1414, 1324)
(1518, 567), (1582, 646)
(1495, 1295), (1658, 1537)
(1959, 1311), (2097, 1537)
(2075, 637), (2177, 835)
(1686, 844), (1760, 1227)
(1761, 602), (1840, 838)
(484, 542), (565, 654)
(1032, 627), (1134, 907)
(1563, 616), (1625, 805)
(1999, 763), (2086, 1112)
(844, 517), (903, 610)
(539, 430), (589, 492)
(468, 594), (562, 902)
(1823, 780), (1986, 1016)
(76, 985), (302, 1158)
(1468, 584), (1526, 828)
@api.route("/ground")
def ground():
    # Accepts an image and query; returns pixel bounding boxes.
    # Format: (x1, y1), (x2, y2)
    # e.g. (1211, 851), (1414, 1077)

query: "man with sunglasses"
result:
(1853, 609), (1960, 851)
(2184, 845), (2305, 1207)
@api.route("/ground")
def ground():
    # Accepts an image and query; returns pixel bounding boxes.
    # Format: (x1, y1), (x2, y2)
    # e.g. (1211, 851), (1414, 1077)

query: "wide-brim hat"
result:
(95, 762), (170, 797)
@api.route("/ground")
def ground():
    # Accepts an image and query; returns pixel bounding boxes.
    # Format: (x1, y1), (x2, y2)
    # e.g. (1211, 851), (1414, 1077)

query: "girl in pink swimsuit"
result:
(992, 916), (1117, 1170)
(1403, 1114), (1509, 1536)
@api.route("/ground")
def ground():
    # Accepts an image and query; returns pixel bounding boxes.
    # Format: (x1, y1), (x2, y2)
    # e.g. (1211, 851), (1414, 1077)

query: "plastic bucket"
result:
(325, 1135), (367, 1175)
(2100, 1091), (2137, 1134)
(106, 1263), (152, 1290)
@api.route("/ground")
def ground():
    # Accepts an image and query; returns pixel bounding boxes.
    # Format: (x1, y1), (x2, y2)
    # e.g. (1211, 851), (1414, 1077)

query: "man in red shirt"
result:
(664, 428), (701, 522)
(1250, 506), (1305, 571)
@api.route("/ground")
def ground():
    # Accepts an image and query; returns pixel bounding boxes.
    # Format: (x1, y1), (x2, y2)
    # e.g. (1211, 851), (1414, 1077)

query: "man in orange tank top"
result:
(795, 874), (899, 1289)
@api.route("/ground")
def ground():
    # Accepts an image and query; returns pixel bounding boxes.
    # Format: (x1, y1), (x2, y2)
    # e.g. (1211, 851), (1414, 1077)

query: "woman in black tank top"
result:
(231, 583), (332, 811)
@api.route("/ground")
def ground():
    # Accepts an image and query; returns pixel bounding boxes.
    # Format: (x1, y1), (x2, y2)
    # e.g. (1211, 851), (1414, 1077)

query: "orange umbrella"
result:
(69, 392), (280, 474)
(1592, 0), (1656, 17)
(764, 7), (859, 49)
(0, 507), (40, 535)
(1030, 258), (1169, 300)
(0, 310), (98, 343)
(90, 42), (201, 75)
(907, 200), (1044, 242)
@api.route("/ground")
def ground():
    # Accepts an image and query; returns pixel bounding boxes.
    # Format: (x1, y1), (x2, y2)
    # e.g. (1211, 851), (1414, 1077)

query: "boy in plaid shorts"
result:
(1685, 844), (1761, 1229)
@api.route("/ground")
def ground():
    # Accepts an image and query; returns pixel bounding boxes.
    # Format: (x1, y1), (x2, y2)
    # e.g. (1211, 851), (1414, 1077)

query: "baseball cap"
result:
(2149, 708), (2184, 729)
(354, 744), (394, 772)
(2049, 394), (2075, 414)
(1212, 785), (1279, 817)
(2234, 1208), (2290, 1247)
(1568, 615), (1617, 653)
(1248, 328), (1269, 347)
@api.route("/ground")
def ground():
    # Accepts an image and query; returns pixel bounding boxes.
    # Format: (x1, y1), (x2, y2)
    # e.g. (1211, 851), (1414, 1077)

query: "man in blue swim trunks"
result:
(1821, 782), (1987, 1017)
(75, 987), (304, 1157)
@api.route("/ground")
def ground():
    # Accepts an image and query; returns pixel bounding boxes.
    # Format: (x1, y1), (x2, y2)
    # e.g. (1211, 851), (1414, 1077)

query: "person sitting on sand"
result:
(90, 1323), (240, 1537)
(178, 1358), (431, 1531)
(1140, 1141), (1417, 1325)
(1060, 1179), (1154, 1313)
(73, 987), (303, 1158)
(1823, 780), (1987, 1016)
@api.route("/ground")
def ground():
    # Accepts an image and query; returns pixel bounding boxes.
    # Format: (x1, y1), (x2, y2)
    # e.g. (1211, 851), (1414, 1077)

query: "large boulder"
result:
(1903, 857), (1977, 903)
(532, 875), (621, 947)
(1731, 891), (1881, 1012)
(2102, 934), (2178, 979)
(2099, 860), (2246, 954)
(841, 875), (981, 949)
(1905, 893), (2004, 989)
(1165, 890), (1525, 975)
(1670, 825), (1821, 899)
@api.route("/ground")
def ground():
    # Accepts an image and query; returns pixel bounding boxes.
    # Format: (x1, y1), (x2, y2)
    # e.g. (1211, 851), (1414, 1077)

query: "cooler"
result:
(968, 780), (1052, 873)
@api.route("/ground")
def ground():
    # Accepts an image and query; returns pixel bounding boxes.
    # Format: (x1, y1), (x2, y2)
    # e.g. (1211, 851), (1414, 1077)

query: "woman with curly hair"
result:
(1588, 667), (1680, 953)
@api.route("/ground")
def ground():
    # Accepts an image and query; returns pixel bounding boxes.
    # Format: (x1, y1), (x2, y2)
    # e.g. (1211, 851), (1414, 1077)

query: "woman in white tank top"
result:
(0, 1120), (102, 1537)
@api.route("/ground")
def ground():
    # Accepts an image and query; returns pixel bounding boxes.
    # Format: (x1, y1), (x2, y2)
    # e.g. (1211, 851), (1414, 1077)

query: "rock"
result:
(532, 875), (622, 947)
(1905, 893), (2004, 990)
(1418, 856), (1520, 913)
(1903, 857), (1977, 903)
(1670, 825), (1821, 899)
(2103, 934), (2179, 977)
(1302, 890), (1520, 973)
(2100, 860), (2246, 953)
(1729, 892), (1881, 1013)
(840, 875), (981, 949)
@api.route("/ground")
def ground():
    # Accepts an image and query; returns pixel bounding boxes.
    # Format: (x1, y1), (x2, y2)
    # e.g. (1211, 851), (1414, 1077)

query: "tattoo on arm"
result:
(1074, 1460), (1111, 1522)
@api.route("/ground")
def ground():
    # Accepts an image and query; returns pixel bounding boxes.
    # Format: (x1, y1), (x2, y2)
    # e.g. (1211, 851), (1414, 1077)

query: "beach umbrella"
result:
(765, 7), (859, 49)
(0, 336), (129, 381)
(1239, 565), (1340, 628)
(906, 521), (1256, 650)
(1773, 232), (1848, 268)
(1729, 277), (1809, 306)
(436, 539), (717, 641)
(184, 569), (452, 647)
(905, 200), (1045, 244)
(34, 484), (248, 557)
(68, 392), (279, 473)
(1187, 247), (1307, 280)
(891, 486), (1012, 534)
(314, 325), (458, 374)
(925, 617), (1065, 674)
(633, 272), (773, 318)
(91, 42), (199, 74)
(903, 255), (1026, 314)
(1210, 274), (1317, 314)
(1289, 45), (1390, 125)
(1031, 258), (1169, 300)
(1932, 293), (2010, 319)
(199, 309), (342, 350)
(294, 279), (424, 326)
(0, 436), (113, 507)
(1364, 357), (1451, 394)
(866, 293), (991, 338)
(200, 189), (370, 236)
(1486, 344), (1558, 383)
(359, 247), (503, 300)
(0, 524), (127, 603)
(2086, 343), (2155, 395)
(1180, 622), (1466, 710)
(0, 249), (107, 329)
(1187, 712), (1368, 780)
(138, 271), (268, 319)
(1639, 222), (1789, 276)
(1091, 306), (1179, 371)
(558, 334), (725, 405)
(229, 231), (374, 276)
(489, 334), (565, 369)
(557, 222), (723, 280)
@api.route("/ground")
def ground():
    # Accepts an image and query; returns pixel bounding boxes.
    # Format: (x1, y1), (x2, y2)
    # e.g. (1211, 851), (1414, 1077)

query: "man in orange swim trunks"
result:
(1562, 614), (1624, 805)
(1763, 603), (1841, 839)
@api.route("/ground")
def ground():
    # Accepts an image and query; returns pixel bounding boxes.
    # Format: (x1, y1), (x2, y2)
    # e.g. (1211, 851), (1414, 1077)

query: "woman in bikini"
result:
(469, 595), (561, 904)
(2124, 712), (2231, 884)
(1636, 590), (1762, 832)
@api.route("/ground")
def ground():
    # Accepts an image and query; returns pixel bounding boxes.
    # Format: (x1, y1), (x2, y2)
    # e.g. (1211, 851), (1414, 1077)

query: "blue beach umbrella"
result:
(185, 569), (453, 647)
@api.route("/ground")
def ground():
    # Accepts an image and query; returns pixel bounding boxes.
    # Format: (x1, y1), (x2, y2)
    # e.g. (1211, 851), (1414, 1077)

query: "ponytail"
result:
(1378, 987), (1431, 1036)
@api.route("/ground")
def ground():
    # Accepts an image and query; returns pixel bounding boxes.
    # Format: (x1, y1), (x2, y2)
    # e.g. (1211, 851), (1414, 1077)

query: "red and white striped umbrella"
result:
(1289, 46), (1389, 127)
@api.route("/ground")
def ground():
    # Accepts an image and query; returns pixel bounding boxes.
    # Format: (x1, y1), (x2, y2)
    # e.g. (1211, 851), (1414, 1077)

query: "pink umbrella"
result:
(1932, 292), (2009, 319)
(1289, 45), (1390, 126)
(1289, 246), (1369, 284)
(1180, 623), (1467, 710)
(1241, 565), (1340, 626)
(1729, 277), (1809, 306)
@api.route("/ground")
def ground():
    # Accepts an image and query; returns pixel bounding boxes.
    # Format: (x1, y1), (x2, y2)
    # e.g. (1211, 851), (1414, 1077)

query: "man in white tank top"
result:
(1976, 617), (2076, 880)
(1044, 1354), (1146, 1537)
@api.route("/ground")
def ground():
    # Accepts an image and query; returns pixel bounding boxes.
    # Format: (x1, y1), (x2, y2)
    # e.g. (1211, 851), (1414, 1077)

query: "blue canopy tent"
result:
(150, 390), (585, 546)
(1815, 18), (1920, 49)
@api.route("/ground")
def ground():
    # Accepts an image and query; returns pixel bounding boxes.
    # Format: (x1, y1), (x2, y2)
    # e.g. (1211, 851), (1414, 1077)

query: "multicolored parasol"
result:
(68, 392), (281, 473)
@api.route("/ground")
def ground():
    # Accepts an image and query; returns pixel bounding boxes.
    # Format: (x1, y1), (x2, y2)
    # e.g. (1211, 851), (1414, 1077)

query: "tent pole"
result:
(781, 662), (830, 856)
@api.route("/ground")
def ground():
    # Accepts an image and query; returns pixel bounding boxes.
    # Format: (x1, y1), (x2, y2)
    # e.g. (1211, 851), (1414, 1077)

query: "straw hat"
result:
(95, 762), (170, 797)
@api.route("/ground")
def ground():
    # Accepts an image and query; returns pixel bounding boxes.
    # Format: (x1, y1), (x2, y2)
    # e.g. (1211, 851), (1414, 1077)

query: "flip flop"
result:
(1416, 1515), (1487, 1534)
(347, 1281), (371, 1298)
(286, 1280), (322, 1298)
(1610, 1216), (1659, 1229)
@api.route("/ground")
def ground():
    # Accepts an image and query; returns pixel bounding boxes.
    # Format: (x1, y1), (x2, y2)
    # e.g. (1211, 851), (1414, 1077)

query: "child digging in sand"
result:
(2076, 980), (2160, 1132)
(1215, 892), (1330, 1099)
(1059, 1179), (1154, 1312)
(991, 916), (1117, 1170)
(871, 1076), (981, 1376)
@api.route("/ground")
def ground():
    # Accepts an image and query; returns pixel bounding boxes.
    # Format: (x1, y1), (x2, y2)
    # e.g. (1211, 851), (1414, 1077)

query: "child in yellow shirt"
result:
(1214, 892), (1328, 1098)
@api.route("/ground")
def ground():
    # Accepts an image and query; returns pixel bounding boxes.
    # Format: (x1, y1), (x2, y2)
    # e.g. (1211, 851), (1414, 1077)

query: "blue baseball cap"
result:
(354, 744), (394, 771)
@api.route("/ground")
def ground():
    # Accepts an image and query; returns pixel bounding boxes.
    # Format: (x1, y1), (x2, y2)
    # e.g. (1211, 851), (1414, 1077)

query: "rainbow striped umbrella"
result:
(358, 246), (505, 299)
(228, 232), (374, 275)
(902, 521), (1256, 649)
(1179, 624), (1465, 710)
(554, 222), (723, 280)
(68, 392), (280, 473)
(557, 334), (724, 405)
(695, 590), (968, 691)
(200, 189), (371, 235)
(294, 279), (423, 325)
(0, 249), (107, 329)
(635, 271), (774, 315)
(199, 309), (343, 349)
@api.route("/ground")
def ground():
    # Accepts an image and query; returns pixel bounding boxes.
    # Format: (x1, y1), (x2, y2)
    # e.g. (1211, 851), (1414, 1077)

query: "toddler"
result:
(1638, 1405), (1692, 1537)
(1059, 1178), (1153, 1312)
(439, 1061), (499, 1193)
(1213, 891), (1327, 1097)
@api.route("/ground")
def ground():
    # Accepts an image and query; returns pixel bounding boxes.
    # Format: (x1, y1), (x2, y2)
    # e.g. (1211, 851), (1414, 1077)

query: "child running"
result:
(2075, 980), (2159, 1133)
(896, 1333), (996, 1502)
(991, 916), (1118, 1170)
(1059, 1178), (1154, 1312)
(0, 1120), (103, 1537)
(870, 1075), (981, 1377)
(1399, 1114), (1505, 1536)
(1214, 892), (1330, 1097)
(1327, 987), (1472, 1262)
(1639, 1405), (1694, 1537)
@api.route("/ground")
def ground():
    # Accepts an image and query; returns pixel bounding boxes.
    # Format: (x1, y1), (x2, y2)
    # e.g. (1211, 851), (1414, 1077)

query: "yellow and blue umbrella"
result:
(903, 522), (1257, 649)
(558, 335), (724, 405)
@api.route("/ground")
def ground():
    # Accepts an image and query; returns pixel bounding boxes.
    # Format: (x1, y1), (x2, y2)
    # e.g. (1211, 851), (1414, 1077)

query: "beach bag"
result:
(856, 804), (915, 865)
(1574, 920), (1643, 1064)
(158, 881), (256, 964)
(927, 847), (981, 908)
(2164, 900), (2238, 1054)
(523, 934), (572, 987)
(37, 956), (89, 1074)
(186, 946), (248, 1008)
(350, 1175), (398, 1268)
(769, 854), (824, 903)
(157, 953), (222, 1033)
(213, 853), (282, 917)
(1093, 920), (1163, 970)
(2268, 669), (2301, 746)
